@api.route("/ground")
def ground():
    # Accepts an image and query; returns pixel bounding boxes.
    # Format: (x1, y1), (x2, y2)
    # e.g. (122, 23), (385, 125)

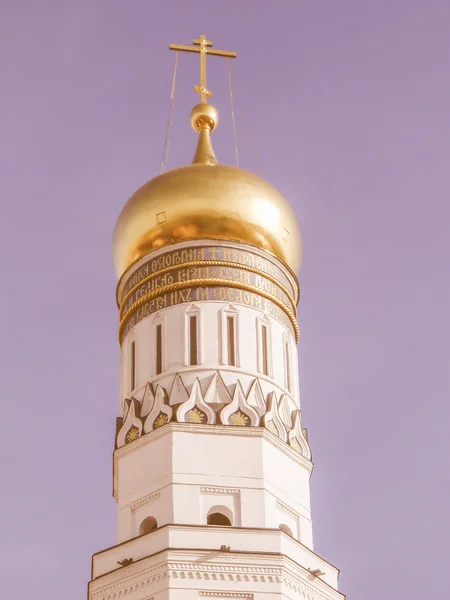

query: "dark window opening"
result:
(156, 324), (162, 375)
(139, 516), (157, 535)
(130, 340), (136, 391)
(261, 324), (269, 376)
(207, 512), (232, 526)
(189, 315), (198, 365)
(285, 340), (291, 392)
(227, 315), (236, 366)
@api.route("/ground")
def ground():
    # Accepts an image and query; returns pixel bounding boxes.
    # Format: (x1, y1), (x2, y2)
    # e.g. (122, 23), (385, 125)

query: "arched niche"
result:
(207, 505), (233, 526)
(139, 516), (158, 536)
(279, 523), (294, 537)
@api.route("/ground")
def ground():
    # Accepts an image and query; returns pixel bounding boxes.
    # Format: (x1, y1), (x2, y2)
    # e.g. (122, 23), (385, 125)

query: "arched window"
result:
(185, 304), (202, 366)
(220, 304), (240, 367)
(279, 523), (293, 537)
(130, 339), (136, 393)
(207, 512), (232, 526)
(257, 314), (272, 377)
(156, 323), (163, 375)
(139, 516), (157, 535)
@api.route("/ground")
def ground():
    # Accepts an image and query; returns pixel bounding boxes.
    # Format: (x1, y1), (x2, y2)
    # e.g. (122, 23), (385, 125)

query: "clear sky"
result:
(0, 1), (449, 598)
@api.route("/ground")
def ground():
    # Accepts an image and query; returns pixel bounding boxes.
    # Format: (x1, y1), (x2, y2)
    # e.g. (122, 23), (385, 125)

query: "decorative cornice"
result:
(199, 594), (253, 599)
(116, 373), (311, 460)
(114, 421), (312, 494)
(276, 499), (300, 523)
(200, 487), (240, 496)
(130, 492), (160, 512)
(113, 421), (313, 500)
(89, 550), (344, 600)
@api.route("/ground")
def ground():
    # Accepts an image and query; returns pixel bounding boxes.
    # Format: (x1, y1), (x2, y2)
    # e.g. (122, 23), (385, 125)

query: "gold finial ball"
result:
(190, 103), (219, 132)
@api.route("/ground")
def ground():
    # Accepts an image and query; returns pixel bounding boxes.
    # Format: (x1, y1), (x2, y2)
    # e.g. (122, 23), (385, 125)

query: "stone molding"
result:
(199, 594), (253, 599)
(130, 492), (161, 512)
(276, 499), (300, 523)
(89, 550), (343, 600)
(200, 487), (240, 496)
(113, 422), (313, 499)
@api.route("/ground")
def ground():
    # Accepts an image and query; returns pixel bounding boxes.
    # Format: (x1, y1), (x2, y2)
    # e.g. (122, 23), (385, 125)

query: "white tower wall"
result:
(88, 238), (343, 600)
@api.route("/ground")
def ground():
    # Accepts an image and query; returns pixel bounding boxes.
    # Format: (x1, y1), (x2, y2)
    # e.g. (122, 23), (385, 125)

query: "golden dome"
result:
(113, 105), (302, 279)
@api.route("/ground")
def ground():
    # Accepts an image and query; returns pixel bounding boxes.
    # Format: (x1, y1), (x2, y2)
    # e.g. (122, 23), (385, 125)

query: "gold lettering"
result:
(175, 288), (192, 303)
(223, 248), (231, 262)
(196, 286), (208, 300)
(178, 268), (188, 282)
(234, 288), (243, 303)
(156, 296), (167, 310)
(243, 252), (255, 268)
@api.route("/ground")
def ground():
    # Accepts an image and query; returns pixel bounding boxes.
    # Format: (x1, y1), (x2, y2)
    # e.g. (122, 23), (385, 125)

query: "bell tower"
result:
(88, 36), (344, 600)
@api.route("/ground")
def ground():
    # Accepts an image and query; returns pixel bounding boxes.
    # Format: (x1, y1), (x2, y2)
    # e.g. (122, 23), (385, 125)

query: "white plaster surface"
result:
(88, 240), (341, 600)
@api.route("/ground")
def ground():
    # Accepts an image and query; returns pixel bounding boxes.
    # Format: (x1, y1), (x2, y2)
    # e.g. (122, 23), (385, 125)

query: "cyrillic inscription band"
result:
(119, 245), (298, 304)
(120, 264), (295, 318)
(120, 285), (295, 343)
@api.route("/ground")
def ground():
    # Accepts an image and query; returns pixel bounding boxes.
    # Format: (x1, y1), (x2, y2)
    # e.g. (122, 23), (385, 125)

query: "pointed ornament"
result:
(220, 380), (260, 427)
(143, 385), (172, 433)
(204, 371), (232, 407)
(246, 378), (267, 417)
(116, 399), (143, 448)
(288, 410), (312, 459)
(176, 378), (216, 424)
(140, 382), (156, 418)
(263, 392), (288, 442)
(169, 373), (190, 406)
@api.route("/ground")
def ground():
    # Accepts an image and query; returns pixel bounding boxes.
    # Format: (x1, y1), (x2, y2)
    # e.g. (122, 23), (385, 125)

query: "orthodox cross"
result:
(170, 35), (236, 103)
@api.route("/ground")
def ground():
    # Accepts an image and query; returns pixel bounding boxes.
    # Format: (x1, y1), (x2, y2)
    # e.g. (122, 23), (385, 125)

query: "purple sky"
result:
(1, 1), (449, 598)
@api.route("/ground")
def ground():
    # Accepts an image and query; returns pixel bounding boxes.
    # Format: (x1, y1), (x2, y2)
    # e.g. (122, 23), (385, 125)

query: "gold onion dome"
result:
(113, 102), (302, 279)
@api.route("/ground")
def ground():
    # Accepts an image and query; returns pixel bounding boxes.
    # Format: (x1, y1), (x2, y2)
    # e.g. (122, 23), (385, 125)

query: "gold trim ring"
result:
(118, 278), (299, 343)
(119, 259), (298, 316)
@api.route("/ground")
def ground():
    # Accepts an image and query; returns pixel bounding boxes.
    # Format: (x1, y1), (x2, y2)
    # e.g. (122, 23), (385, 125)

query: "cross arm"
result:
(169, 44), (236, 58)
(169, 44), (201, 54)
